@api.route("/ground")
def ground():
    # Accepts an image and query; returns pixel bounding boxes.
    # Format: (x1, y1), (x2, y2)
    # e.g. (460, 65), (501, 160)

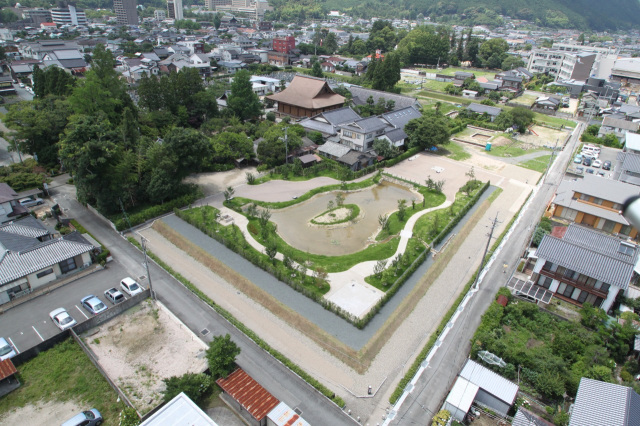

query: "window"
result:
(556, 266), (566, 277)
(343, 131), (354, 138)
(564, 269), (576, 279)
(538, 276), (553, 289)
(356, 134), (361, 139)
(603, 220), (616, 233)
(618, 242), (636, 256)
(579, 193), (589, 201)
(584, 277), (597, 288)
(542, 261), (553, 271)
(592, 198), (603, 205)
(578, 291), (589, 303)
(59, 258), (77, 274)
(600, 283), (610, 293)
(562, 284), (575, 297)
(619, 225), (632, 236)
(36, 268), (54, 279)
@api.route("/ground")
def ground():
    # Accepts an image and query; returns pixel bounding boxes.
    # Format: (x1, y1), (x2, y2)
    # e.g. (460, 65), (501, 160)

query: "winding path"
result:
(207, 176), (454, 318)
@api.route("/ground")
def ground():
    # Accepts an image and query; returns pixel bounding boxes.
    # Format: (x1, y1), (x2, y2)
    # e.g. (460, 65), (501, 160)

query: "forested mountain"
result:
(268, 0), (640, 31)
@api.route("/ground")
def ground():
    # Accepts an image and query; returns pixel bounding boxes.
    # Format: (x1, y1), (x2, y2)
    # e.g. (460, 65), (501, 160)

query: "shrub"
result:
(206, 333), (241, 379)
(112, 190), (202, 230)
(162, 373), (211, 403)
(266, 111), (276, 121)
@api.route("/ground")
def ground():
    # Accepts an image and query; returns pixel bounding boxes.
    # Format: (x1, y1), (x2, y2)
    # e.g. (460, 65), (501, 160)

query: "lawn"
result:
(0, 338), (127, 425)
(422, 67), (497, 80)
(417, 90), (471, 105)
(442, 141), (471, 161)
(518, 155), (552, 173)
(509, 93), (538, 107)
(486, 140), (548, 158)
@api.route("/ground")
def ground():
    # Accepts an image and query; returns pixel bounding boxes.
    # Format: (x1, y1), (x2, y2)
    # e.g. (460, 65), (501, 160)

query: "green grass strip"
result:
(127, 237), (346, 408)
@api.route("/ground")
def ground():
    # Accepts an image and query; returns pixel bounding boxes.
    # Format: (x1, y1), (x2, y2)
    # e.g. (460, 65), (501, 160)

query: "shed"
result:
(458, 359), (518, 416)
(0, 359), (19, 398)
(462, 90), (478, 99)
(140, 392), (218, 426)
(444, 377), (479, 421)
(216, 368), (280, 426)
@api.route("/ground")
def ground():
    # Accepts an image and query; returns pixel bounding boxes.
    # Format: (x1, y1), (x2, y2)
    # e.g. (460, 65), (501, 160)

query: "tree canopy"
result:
(405, 111), (451, 149)
(227, 70), (263, 121)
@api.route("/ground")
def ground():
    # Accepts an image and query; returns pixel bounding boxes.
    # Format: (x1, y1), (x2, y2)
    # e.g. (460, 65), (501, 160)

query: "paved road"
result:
(0, 262), (136, 354)
(48, 184), (355, 426)
(389, 122), (584, 425)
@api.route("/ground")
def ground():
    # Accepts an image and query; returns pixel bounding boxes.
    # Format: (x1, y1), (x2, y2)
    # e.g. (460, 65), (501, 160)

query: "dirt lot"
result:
(0, 400), (85, 426)
(516, 125), (567, 148)
(85, 300), (208, 414)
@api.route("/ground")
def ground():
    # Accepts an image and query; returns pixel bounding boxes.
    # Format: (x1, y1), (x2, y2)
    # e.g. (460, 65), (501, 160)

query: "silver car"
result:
(18, 197), (44, 207)
(61, 408), (103, 426)
(81, 295), (108, 315)
(120, 277), (144, 296)
(49, 308), (77, 330)
(0, 337), (16, 361)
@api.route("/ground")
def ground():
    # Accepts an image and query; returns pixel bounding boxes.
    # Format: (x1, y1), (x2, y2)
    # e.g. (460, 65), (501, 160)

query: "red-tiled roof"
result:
(0, 359), (17, 380)
(496, 295), (508, 307)
(216, 368), (280, 421)
(551, 225), (567, 239)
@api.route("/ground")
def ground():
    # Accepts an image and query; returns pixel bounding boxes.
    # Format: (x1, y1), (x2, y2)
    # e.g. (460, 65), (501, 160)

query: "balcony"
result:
(538, 270), (608, 298)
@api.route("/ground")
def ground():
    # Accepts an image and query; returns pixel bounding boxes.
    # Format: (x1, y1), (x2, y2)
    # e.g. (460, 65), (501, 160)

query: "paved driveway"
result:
(0, 262), (136, 355)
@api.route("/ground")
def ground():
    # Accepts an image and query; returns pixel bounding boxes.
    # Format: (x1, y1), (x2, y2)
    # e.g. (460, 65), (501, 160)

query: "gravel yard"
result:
(85, 300), (208, 414)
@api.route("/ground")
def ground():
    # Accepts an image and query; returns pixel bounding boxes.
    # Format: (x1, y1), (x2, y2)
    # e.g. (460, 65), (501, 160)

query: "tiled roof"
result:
(266, 75), (345, 110)
(317, 141), (351, 158)
(383, 128), (407, 143)
(216, 369), (279, 421)
(381, 106), (422, 129)
(0, 359), (17, 381)
(512, 407), (554, 426)
(569, 378), (640, 426)
(555, 174), (640, 205)
(340, 116), (388, 133)
(349, 86), (421, 111)
(0, 183), (20, 204)
(602, 116), (640, 132)
(536, 225), (637, 290)
(467, 103), (502, 116)
(0, 216), (49, 239)
(0, 238), (95, 285)
(617, 152), (640, 174)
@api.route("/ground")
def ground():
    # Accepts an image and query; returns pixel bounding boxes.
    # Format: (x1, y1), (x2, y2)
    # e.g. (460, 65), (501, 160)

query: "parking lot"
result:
(566, 145), (619, 179)
(0, 261), (147, 355)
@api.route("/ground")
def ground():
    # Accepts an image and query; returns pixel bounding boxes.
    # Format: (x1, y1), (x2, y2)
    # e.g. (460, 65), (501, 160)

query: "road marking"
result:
(7, 337), (19, 354)
(76, 305), (89, 320)
(32, 326), (44, 341)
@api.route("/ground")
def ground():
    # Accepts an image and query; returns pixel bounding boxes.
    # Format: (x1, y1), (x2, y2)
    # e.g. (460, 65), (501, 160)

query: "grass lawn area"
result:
(442, 141), (471, 161)
(423, 67), (497, 80)
(534, 114), (574, 128)
(252, 167), (344, 185)
(417, 90), (471, 105)
(486, 140), (548, 158)
(509, 93), (538, 107)
(518, 155), (552, 173)
(0, 338), (127, 424)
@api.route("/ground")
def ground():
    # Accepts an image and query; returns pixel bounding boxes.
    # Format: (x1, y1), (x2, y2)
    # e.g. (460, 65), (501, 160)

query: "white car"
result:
(49, 308), (77, 330)
(592, 159), (602, 168)
(0, 337), (16, 361)
(19, 197), (44, 208)
(18, 82), (24, 88)
(120, 277), (144, 296)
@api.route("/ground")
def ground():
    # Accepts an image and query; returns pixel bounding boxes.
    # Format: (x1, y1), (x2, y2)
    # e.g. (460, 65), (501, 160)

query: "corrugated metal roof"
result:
(445, 376), (479, 414)
(0, 359), (17, 381)
(569, 378), (640, 426)
(459, 359), (518, 405)
(0, 238), (94, 285)
(141, 392), (218, 426)
(537, 226), (637, 290)
(267, 402), (311, 426)
(216, 368), (280, 421)
(618, 152), (640, 174)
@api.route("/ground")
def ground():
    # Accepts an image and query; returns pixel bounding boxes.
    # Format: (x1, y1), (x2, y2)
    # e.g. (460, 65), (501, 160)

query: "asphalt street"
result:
(47, 184), (355, 425)
(0, 262), (136, 355)
(389, 123), (584, 425)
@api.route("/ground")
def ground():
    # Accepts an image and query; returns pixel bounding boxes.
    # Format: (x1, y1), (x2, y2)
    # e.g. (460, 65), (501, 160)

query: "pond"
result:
(269, 181), (419, 256)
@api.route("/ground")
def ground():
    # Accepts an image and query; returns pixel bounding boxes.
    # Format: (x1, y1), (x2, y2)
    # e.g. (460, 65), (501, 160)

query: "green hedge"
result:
(126, 237), (346, 408)
(389, 186), (523, 405)
(111, 191), (202, 231)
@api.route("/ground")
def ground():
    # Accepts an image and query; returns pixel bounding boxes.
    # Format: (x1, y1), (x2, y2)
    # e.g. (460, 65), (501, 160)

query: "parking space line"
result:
(76, 305), (89, 320)
(32, 326), (44, 341)
(7, 337), (19, 354)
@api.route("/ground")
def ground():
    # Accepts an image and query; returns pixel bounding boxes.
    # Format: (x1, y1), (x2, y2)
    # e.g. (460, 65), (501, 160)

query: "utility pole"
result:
(472, 213), (501, 290)
(544, 138), (559, 183)
(141, 236), (156, 301)
(280, 126), (289, 164)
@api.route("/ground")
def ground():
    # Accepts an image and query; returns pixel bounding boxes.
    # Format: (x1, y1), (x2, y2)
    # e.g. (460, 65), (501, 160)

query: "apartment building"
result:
(527, 50), (565, 78)
(557, 52), (596, 81)
(114, 0), (138, 25)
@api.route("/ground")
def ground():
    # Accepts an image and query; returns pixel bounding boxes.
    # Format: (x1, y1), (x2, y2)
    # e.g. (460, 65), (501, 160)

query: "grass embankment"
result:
(375, 189), (447, 241)
(0, 339), (126, 424)
(417, 90), (472, 105)
(518, 155), (552, 173)
(442, 141), (472, 161)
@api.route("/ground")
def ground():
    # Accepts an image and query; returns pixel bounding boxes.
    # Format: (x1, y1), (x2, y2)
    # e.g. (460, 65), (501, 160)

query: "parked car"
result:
(104, 287), (125, 304)
(592, 159), (602, 168)
(49, 308), (77, 330)
(573, 154), (583, 164)
(120, 277), (143, 296)
(18, 82), (24, 88)
(597, 171), (606, 177)
(81, 295), (108, 315)
(603, 160), (612, 170)
(0, 337), (16, 361)
(586, 168), (595, 174)
(583, 157), (592, 166)
(18, 197), (44, 208)
(61, 409), (103, 426)
(576, 166), (584, 174)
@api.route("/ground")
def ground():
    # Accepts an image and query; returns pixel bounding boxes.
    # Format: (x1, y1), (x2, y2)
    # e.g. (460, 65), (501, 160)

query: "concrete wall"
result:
(27, 264), (62, 290)
(220, 392), (261, 426)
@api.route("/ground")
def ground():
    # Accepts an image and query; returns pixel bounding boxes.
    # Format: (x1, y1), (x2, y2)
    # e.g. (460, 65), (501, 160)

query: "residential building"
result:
(50, 4), (87, 26)
(348, 86), (421, 111)
(338, 116), (390, 152)
(625, 132), (640, 155)
(153, 9), (166, 20)
(114, 0), (138, 25)
(272, 36), (295, 54)
(0, 184), (29, 224)
(532, 224), (638, 311)
(527, 49), (565, 78)
(205, 0), (231, 9)
(512, 407), (553, 426)
(167, 0), (183, 20)
(266, 75), (345, 118)
(20, 41), (81, 60)
(568, 378), (640, 426)
(547, 174), (639, 238)
(298, 107), (362, 137)
(0, 77), (15, 96)
(0, 216), (96, 305)
(613, 151), (640, 186)
(140, 392), (218, 425)
(598, 116), (639, 142)
(611, 58), (640, 87)
(43, 50), (88, 74)
(466, 103), (502, 122)
(557, 52), (596, 81)
(532, 96), (561, 111)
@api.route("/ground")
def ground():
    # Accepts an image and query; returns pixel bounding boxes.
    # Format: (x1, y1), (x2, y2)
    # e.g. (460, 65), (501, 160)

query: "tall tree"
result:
(227, 70), (262, 121)
(405, 111), (451, 149)
(311, 61), (324, 77)
(206, 334), (241, 379)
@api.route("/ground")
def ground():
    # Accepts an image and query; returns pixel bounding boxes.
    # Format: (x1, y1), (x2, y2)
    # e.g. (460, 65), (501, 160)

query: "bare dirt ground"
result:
(0, 400), (84, 426)
(186, 167), (258, 197)
(516, 125), (567, 147)
(85, 300), (208, 414)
